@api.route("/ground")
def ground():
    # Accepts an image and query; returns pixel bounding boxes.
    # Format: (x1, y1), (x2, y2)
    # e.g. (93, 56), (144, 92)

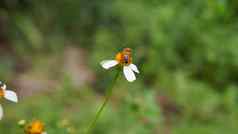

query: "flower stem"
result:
(85, 70), (120, 134)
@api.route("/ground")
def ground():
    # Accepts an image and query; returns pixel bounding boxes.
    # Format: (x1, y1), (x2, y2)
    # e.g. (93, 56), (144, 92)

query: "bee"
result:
(122, 48), (132, 64)
(116, 48), (132, 65)
(124, 55), (129, 64)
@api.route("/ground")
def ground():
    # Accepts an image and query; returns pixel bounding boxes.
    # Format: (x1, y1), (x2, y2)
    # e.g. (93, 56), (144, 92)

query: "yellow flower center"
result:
(115, 48), (132, 66)
(25, 121), (45, 134)
(0, 88), (5, 98)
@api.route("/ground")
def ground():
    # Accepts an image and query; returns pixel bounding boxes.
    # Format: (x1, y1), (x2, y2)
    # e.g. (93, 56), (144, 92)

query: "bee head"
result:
(123, 48), (131, 53)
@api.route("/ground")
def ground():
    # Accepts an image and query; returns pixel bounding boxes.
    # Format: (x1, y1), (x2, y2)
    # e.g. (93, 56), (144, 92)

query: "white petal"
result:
(129, 64), (139, 73)
(100, 60), (118, 69)
(123, 66), (136, 82)
(0, 105), (3, 120)
(4, 90), (18, 103)
(42, 132), (47, 134)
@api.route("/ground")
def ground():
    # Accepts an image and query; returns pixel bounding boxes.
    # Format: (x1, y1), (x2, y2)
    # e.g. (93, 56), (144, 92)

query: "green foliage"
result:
(0, 0), (238, 133)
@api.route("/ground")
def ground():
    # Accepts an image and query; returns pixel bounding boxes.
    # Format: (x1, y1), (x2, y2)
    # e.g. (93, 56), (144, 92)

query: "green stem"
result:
(85, 70), (120, 134)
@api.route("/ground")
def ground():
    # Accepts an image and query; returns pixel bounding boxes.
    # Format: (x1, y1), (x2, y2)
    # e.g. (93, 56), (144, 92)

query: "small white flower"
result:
(0, 81), (18, 120)
(100, 48), (139, 82)
(18, 119), (27, 126)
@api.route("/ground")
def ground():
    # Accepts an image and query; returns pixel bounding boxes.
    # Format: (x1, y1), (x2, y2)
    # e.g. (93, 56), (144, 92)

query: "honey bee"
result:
(122, 48), (132, 64)
(116, 48), (132, 65)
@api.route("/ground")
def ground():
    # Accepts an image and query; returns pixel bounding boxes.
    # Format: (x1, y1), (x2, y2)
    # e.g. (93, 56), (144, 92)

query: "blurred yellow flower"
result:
(100, 48), (139, 82)
(25, 120), (47, 134)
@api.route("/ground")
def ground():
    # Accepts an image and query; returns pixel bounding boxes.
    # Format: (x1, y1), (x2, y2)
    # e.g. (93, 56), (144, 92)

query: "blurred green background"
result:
(0, 0), (238, 133)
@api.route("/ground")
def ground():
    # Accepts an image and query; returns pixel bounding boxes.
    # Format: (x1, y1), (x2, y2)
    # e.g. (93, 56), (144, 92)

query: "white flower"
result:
(0, 81), (18, 120)
(18, 119), (27, 126)
(100, 48), (139, 82)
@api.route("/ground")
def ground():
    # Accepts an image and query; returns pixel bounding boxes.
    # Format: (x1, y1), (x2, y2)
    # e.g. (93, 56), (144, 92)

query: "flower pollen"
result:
(0, 88), (4, 97)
